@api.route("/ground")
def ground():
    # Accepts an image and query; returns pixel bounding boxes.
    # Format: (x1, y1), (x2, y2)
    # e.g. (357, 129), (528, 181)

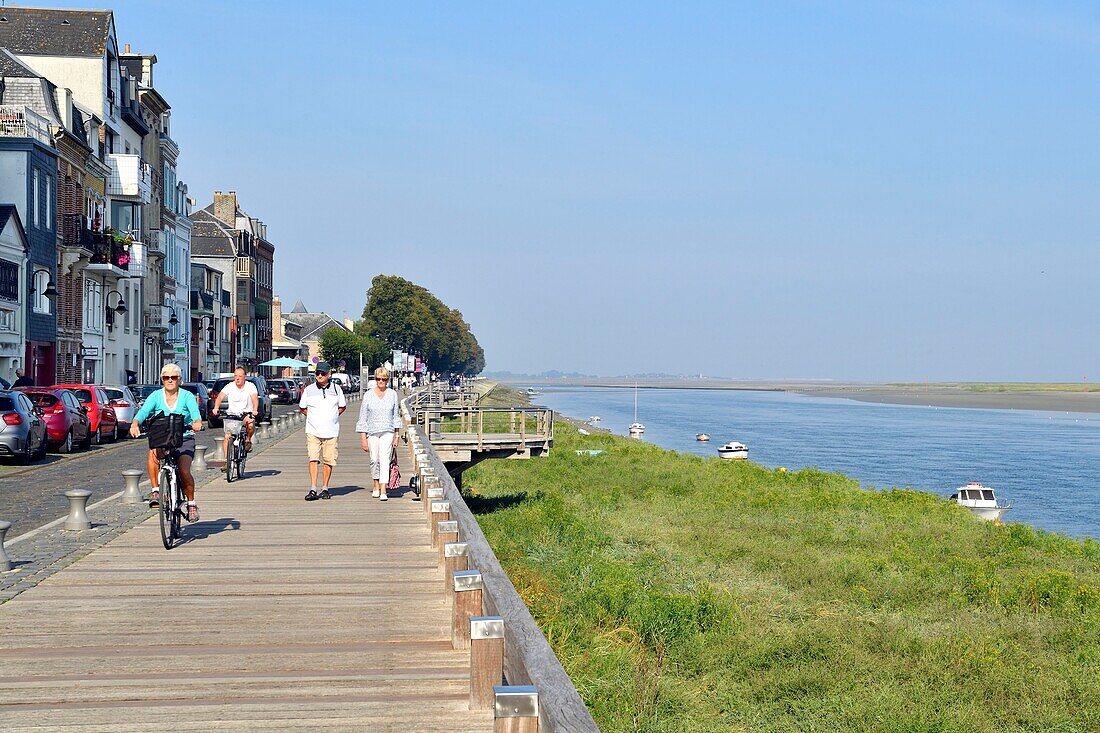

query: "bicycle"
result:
(147, 414), (186, 550)
(224, 412), (251, 483)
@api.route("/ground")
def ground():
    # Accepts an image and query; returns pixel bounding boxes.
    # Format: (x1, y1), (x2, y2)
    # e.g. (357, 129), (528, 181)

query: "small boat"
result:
(717, 441), (748, 460)
(525, 388), (540, 396)
(950, 482), (1011, 522)
(696, 433), (711, 442)
(628, 383), (645, 436)
(588, 416), (601, 423)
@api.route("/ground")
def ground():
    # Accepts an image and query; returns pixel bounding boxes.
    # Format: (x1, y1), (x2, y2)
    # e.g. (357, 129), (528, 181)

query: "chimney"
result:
(343, 317), (354, 331)
(124, 43), (131, 53)
(272, 296), (284, 340)
(55, 87), (73, 130)
(213, 191), (237, 227)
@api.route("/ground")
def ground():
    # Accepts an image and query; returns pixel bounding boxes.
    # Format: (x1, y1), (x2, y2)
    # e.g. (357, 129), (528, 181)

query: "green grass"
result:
(891, 382), (1100, 393)
(463, 423), (1100, 732)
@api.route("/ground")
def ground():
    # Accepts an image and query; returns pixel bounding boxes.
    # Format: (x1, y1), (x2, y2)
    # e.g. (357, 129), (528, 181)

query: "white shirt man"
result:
(299, 363), (347, 501)
(212, 367), (259, 454)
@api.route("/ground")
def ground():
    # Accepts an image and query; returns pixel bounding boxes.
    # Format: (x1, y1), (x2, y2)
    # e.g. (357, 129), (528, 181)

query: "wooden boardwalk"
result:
(0, 409), (493, 731)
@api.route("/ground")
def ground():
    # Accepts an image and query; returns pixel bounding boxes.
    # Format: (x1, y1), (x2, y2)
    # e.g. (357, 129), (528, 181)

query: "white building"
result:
(0, 207), (28, 379)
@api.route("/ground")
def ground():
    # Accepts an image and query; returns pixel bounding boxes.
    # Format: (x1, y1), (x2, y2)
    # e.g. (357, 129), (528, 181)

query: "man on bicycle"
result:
(129, 363), (205, 522)
(212, 366), (258, 457)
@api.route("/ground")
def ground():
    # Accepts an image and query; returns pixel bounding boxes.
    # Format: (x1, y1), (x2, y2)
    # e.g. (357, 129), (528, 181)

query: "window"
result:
(0, 260), (17, 301)
(45, 175), (52, 229)
(122, 283), (130, 332)
(32, 169), (39, 227)
(0, 307), (14, 333)
(32, 270), (51, 314)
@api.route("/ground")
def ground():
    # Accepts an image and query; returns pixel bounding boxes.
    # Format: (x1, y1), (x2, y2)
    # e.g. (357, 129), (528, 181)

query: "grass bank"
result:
(462, 421), (1100, 732)
(892, 382), (1100, 393)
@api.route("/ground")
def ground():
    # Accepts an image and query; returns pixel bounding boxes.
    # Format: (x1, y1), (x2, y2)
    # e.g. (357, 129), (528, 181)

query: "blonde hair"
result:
(374, 367), (391, 381)
(160, 362), (182, 378)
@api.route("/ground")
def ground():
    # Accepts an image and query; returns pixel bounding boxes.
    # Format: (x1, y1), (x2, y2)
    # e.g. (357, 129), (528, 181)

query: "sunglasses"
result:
(161, 375), (180, 382)
(377, 377), (388, 381)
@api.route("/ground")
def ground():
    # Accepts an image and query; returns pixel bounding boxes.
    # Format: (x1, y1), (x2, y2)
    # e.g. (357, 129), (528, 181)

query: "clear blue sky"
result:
(34, 1), (1100, 380)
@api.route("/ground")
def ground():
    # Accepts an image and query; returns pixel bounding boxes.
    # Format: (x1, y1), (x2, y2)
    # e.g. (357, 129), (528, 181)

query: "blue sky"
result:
(35, 1), (1100, 380)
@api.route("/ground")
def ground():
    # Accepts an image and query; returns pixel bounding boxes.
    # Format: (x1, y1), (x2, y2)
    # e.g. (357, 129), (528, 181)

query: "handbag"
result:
(388, 448), (401, 490)
(147, 413), (185, 450)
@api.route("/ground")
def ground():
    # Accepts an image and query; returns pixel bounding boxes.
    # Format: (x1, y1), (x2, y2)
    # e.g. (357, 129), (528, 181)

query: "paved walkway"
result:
(0, 408), (492, 731)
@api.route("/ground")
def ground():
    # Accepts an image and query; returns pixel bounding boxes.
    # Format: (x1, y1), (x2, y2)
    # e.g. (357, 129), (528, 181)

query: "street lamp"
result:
(105, 289), (126, 329)
(29, 268), (57, 300)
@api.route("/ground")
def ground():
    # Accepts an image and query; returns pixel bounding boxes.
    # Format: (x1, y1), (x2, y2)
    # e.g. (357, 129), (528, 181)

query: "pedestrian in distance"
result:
(12, 368), (32, 388)
(356, 367), (402, 501)
(299, 361), (346, 501)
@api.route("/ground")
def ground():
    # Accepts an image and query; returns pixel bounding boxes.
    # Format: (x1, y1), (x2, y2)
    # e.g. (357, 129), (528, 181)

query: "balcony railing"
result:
(144, 229), (165, 258)
(235, 256), (253, 278)
(0, 106), (52, 146)
(145, 307), (169, 332)
(59, 213), (97, 252)
(190, 289), (215, 313)
(106, 154), (152, 203)
(85, 232), (131, 276)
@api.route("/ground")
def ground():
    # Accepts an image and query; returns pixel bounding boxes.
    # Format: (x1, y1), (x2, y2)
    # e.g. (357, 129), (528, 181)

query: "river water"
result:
(519, 385), (1100, 540)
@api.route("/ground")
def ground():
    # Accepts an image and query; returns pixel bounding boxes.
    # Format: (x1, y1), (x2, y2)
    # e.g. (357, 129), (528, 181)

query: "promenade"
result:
(0, 408), (492, 731)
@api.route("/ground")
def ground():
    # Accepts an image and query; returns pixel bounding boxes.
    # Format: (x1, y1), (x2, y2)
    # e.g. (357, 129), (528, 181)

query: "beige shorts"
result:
(306, 434), (339, 466)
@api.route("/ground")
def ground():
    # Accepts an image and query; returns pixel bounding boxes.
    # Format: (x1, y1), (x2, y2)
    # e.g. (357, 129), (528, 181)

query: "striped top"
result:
(355, 387), (402, 434)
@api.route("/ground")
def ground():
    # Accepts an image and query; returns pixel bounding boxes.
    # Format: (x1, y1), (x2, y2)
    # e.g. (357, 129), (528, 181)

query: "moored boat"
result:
(949, 482), (1011, 522)
(696, 433), (710, 441)
(717, 441), (748, 460)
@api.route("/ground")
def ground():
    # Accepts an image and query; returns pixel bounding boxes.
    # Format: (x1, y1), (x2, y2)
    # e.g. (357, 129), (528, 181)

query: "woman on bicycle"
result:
(130, 363), (205, 521)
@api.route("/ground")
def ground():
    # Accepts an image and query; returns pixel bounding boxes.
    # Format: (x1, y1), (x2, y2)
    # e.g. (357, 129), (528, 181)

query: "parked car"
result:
(100, 386), (138, 435)
(209, 375), (272, 427)
(133, 384), (160, 406)
(0, 390), (49, 462)
(15, 387), (92, 452)
(269, 379), (299, 404)
(181, 382), (213, 421)
(51, 384), (120, 444)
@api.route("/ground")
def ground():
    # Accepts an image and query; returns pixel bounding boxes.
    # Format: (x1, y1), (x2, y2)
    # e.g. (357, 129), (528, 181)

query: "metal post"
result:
(212, 439), (226, 461)
(0, 520), (12, 572)
(424, 484), (443, 519)
(452, 569), (484, 649)
(193, 445), (208, 471)
(63, 489), (92, 531)
(494, 686), (539, 733)
(430, 500), (450, 546)
(437, 520), (459, 564)
(470, 616), (505, 709)
(121, 469), (144, 504)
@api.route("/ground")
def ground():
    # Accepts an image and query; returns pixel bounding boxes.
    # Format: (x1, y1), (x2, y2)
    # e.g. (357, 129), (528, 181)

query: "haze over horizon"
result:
(49, 0), (1100, 381)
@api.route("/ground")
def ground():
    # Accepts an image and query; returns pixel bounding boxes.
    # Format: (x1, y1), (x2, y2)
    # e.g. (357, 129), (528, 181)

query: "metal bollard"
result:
(437, 520), (459, 564)
(63, 489), (92, 531)
(193, 445), (208, 471)
(470, 616), (505, 709)
(121, 469), (144, 504)
(494, 686), (539, 733)
(0, 520), (12, 571)
(212, 439), (226, 461)
(443, 543), (469, 594)
(430, 501), (451, 546)
(452, 569), (484, 649)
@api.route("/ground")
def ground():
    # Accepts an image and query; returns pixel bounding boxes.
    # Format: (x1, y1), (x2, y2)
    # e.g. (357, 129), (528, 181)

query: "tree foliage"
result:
(318, 327), (389, 373)
(358, 275), (486, 375)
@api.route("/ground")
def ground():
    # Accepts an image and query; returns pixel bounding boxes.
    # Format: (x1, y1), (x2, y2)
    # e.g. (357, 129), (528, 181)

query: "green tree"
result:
(319, 327), (389, 374)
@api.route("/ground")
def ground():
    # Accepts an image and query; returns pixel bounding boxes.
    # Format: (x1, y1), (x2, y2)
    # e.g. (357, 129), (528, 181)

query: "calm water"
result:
(520, 385), (1100, 539)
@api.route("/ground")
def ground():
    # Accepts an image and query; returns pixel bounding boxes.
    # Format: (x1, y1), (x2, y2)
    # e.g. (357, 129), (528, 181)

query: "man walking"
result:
(12, 368), (32, 388)
(299, 362), (346, 500)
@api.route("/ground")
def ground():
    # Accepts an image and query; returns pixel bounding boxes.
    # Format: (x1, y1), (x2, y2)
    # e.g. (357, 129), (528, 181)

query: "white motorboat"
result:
(696, 433), (711, 441)
(588, 416), (601, 423)
(628, 383), (644, 436)
(717, 441), (748, 460)
(950, 482), (1011, 522)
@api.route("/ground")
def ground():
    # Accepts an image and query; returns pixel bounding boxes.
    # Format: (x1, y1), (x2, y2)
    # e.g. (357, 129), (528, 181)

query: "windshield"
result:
(70, 389), (93, 403)
(135, 385), (159, 399)
(181, 385), (200, 396)
(0, 396), (13, 411)
(102, 388), (124, 401)
(28, 393), (59, 408)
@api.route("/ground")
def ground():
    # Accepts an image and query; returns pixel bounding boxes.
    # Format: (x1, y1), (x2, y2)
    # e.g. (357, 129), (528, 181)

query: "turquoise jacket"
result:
(133, 388), (202, 437)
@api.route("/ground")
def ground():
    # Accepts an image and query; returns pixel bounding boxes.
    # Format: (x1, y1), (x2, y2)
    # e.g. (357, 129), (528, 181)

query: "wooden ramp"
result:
(0, 409), (492, 732)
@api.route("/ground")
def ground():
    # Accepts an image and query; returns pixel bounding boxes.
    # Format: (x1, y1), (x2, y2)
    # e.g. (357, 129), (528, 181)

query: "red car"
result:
(16, 388), (93, 452)
(51, 384), (120, 445)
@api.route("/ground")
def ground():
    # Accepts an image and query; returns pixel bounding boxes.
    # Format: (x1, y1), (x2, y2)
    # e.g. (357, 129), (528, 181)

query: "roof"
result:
(292, 312), (349, 342)
(190, 212), (236, 258)
(0, 48), (37, 77)
(0, 204), (27, 246)
(291, 299), (307, 313)
(0, 8), (113, 57)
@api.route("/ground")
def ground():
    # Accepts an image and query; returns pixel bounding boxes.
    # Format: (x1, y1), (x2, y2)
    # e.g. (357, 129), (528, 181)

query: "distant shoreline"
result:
(500, 378), (1100, 414)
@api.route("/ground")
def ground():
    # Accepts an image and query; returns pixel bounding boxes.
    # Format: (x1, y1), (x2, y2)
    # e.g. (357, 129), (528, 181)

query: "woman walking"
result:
(356, 367), (402, 500)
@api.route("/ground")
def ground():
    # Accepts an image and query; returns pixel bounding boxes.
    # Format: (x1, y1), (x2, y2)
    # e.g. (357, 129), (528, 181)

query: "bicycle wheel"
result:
(158, 466), (174, 550)
(168, 468), (182, 541)
(225, 440), (236, 483)
(238, 441), (247, 479)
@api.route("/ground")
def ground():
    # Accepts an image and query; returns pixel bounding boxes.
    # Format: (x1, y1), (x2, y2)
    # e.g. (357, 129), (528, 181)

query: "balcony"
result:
(106, 154), (152, 203)
(145, 229), (165, 259)
(85, 232), (131, 278)
(0, 106), (52, 146)
(59, 213), (97, 254)
(235, 256), (253, 278)
(190, 289), (215, 314)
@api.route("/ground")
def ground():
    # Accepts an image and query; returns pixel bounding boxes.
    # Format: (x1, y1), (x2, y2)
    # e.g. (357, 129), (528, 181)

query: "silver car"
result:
(0, 390), (48, 462)
(101, 386), (138, 435)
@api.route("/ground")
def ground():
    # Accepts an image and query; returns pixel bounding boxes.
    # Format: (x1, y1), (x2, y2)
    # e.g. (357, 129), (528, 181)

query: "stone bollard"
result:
(193, 445), (208, 471)
(424, 485), (444, 519)
(443, 543), (469, 595)
(0, 520), (12, 571)
(212, 439), (226, 461)
(452, 569), (484, 649)
(470, 616), (505, 709)
(437, 520), (459, 564)
(430, 501), (451, 547)
(121, 469), (144, 504)
(494, 686), (539, 733)
(63, 489), (92, 531)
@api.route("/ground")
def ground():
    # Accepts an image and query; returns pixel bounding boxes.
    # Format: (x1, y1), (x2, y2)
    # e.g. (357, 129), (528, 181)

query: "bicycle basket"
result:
(147, 413), (185, 450)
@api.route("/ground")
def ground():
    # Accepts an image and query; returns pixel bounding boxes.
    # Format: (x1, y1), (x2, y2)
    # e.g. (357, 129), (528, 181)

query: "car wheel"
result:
(34, 434), (47, 460)
(94, 426), (102, 445)
(79, 427), (92, 450)
(59, 430), (73, 454)
(16, 440), (32, 464)
(110, 424), (119, 443)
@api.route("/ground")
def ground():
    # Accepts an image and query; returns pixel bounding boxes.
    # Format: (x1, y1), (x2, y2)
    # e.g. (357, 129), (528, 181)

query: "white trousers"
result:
(367, 431), (394, 481)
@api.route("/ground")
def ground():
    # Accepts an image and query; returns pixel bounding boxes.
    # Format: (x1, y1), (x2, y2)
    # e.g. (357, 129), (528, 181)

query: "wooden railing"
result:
(402, 389), (598, 732)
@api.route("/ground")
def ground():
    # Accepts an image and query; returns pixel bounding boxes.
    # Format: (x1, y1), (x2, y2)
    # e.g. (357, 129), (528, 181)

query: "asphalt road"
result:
(0, 403), (302, 538)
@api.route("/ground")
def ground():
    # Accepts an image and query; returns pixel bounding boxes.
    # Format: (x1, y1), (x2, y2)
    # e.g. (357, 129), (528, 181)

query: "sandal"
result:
(187, 504), (200, 522)
(304, 489), (320, 501)
(245, 439), (253, 452)
(148, 490), (160, 508)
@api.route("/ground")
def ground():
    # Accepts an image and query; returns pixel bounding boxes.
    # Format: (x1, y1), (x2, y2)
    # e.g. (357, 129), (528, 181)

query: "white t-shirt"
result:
(221, 381), (258, 416)
(299, 382), (346, 438)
